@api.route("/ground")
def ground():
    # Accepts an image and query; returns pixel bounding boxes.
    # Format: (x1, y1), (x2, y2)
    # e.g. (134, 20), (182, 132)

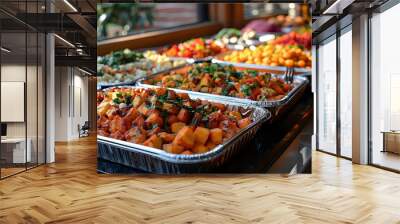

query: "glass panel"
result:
(339, 28), (352, 158)
(0, 29), (27, 178)
(97, 3), (209, 40)
(38, 32), (45, 165)
(371, 4), (400, 171)
(26, 0), (39, 169)
(317, 37), (337, 154)
(27, 31), (38, 169)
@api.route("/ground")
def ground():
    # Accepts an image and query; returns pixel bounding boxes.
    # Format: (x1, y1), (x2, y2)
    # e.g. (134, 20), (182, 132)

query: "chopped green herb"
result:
(241, 84), (251, 96)
(113, 98), (121, 104)
(125, 95), (132, 105)
(247, 70), (258, 77)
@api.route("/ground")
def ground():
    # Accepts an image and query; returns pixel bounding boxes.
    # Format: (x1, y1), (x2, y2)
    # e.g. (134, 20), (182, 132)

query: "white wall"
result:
(1, 63), (46, 164)
(1, 65), (32, 138)
(54, 66), (89, 141)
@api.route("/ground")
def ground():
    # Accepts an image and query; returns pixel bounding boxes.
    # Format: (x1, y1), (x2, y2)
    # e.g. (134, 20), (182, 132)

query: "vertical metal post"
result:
(313, 45), (320, 151)
(336, 21), (341, 157)
(367, 11), (373, 165)
(36, 0), (39, 167)
(0, 20), (2, 179)
(25, 1), (28, 171)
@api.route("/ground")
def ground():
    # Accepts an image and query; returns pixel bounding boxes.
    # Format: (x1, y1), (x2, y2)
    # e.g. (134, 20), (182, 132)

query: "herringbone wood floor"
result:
(0, 135), (400, 224)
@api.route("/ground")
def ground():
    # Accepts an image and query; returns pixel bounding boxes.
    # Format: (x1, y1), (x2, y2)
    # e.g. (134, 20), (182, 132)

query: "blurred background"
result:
(97, 3), (309, 41)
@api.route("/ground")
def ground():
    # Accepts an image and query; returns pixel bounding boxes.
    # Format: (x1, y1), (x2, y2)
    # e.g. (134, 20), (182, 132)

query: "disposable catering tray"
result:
(212, 52), (311, 74)
(97, 62), (187, 90)
(167, 56), (213, 64)
(156, 41), (223, 63)
(97, 86), (270, 174)
(136, 65), (309, 109)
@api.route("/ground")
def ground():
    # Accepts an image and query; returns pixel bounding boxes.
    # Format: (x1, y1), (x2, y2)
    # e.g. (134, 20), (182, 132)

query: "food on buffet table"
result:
(215, 28), (259, 46)
(97, 49), (185, 85)
(242, 19), (282, 33)
(269, 31), (311, 49)
(221, 44), (311, 68)
(97, 87), (254, 154)
(241, 15), (309, 34)
(271, 15), (309, 28)
(162, 38), (227, 59)
(143, 63), (294, 101)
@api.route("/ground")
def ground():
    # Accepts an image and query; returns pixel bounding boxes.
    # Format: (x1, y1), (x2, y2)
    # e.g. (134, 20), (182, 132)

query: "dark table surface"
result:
(97, 89), (313, 174)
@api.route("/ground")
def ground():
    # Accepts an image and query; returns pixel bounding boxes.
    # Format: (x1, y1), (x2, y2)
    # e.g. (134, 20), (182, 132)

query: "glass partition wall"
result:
(315, 0), (400, 172)
(317, 35), (337, 155)
(0, 3), (46, 179)
(315, 25), (353, 159)
(339, 26), (352, 159)
(370, 2), (400, 171)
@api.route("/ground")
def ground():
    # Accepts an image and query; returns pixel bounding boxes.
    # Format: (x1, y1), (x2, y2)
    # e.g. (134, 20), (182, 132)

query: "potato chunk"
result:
(97, 102), (111, 117)
(163, 143), (184, 154)
(192, 144), (208, 154)
(158, 132), (176, 143)
(238, 117), (252, 129)
(173, 126), (195, 149)
(171, 122), (185, 133)
(210, 128), (223, 145)
(132, 95), (143, 108)
(143, 135), (162, 149)
(137, 103), (150, 116)
(145, 112), (163, 127)
(193, 127), (210, 145)
(206, 141), (217, 150)
(181, 150), (193, 155)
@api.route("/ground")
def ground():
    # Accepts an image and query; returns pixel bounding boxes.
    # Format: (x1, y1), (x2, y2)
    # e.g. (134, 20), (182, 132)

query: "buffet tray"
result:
(168, 56), (213, 63)
(97, 86), (270, 174)
(136, 65), (309, 108)
(212, 52), (311, 74)
(97, 62), (187, 90)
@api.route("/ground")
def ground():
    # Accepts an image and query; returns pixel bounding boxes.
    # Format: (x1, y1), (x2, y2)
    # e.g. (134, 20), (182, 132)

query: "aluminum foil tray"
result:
(97, 86), (270, 174)
(212, 52), (311, 74)
(136, 65), (309, 108)
(97, 60), (187, 90)
(168, 56), (213, 64)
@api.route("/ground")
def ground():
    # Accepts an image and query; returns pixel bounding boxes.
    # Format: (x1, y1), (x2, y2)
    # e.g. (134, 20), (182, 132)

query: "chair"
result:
(78, 121), (90, 138)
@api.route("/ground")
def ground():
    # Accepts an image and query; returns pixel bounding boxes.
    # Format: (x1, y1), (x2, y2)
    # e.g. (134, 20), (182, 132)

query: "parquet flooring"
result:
(0, 135), (400, 223)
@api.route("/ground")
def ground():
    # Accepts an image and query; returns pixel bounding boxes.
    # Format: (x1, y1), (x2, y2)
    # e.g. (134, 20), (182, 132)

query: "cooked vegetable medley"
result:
(214, 28), (259, 47)
(144, 63), (293, 101)
(163, 38), (227, 59)
(221, 44), (311, 68)
(97, 49), (185, 85)
(97, 88), (253, 154)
